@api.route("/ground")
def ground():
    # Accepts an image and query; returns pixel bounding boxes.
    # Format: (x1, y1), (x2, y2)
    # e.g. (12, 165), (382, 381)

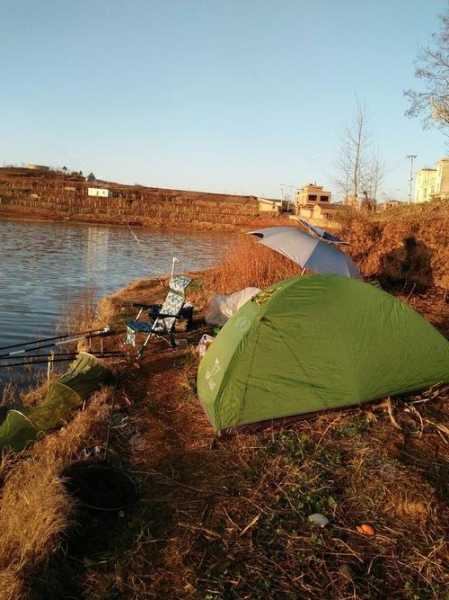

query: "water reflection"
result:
(86, 228), (110, 279)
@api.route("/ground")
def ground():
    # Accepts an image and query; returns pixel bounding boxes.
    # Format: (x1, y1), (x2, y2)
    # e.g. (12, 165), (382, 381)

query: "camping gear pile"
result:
(197, 274), (449, 432)
(0, 352), (114, 452)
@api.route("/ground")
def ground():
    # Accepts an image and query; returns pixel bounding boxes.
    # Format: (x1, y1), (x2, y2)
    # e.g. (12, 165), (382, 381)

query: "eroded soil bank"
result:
(340, 201), (449, 292)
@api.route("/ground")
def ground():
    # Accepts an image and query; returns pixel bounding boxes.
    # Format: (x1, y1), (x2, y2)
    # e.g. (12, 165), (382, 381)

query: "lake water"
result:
(0, 219), (232, 387)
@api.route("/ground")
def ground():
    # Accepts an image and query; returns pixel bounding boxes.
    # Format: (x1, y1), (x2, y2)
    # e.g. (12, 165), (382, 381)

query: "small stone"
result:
(356, 523), (375, 536)
(308, 513), (329, 527)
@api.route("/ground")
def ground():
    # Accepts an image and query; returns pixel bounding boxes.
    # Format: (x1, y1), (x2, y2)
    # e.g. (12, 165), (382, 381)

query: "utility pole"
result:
(280, 183), (298, 212)
(406, 154), (417, 204)
(280, 184), (287, 211)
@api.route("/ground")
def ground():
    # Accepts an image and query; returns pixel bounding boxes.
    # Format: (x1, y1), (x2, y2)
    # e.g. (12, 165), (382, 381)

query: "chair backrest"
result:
(152, 275), (192, 333)
(169, 275), (192, 294)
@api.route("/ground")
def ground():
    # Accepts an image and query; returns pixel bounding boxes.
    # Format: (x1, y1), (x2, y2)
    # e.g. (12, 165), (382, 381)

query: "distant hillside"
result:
(0, 166), (263, 230)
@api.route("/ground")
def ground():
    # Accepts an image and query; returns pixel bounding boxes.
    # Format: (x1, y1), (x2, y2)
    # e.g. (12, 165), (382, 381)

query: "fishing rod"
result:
(127, 221), (179, 279)
(0, 352), (127, 369)
(0, 350), (125, 361)
(0, 326), (112, 353)
(0, 328), (114, 359)
(0, 357), (89, 368)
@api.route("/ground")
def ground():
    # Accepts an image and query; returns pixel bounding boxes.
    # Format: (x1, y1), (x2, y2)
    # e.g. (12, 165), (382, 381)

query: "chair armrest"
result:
(158, 305), (194, 319)
(131, 302), (147, 308)
(147, 304), (163, 318)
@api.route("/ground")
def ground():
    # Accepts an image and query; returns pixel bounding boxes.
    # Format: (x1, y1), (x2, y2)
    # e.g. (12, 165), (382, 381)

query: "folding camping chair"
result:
(125, 275), (193, 358)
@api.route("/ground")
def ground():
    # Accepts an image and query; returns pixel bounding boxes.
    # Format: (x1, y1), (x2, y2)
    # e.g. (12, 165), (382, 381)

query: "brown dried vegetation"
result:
(0, 390), (112, 599)
(339, 201), (449, 292)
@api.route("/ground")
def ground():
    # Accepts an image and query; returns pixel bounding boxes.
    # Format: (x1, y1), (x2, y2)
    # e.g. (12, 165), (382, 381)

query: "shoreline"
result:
(0, 209), (244, 232)
(0, 208), (291, 233)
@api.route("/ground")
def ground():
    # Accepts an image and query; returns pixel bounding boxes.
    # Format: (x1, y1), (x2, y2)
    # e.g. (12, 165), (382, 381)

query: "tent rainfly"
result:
(197, 275), (449, 431)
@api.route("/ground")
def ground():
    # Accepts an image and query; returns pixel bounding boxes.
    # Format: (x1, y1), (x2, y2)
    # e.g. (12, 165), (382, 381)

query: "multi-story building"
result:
(294, 183), (342, 228)
(295, 183), (331, 206)
(415, 158), (449, 202)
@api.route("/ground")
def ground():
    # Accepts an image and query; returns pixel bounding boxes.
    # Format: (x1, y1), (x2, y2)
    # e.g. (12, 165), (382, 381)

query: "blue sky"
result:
(1, 0), (448, 200)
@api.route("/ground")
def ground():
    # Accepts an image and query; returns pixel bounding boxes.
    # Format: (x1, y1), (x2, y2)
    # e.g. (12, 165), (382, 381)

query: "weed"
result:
(265, 430), (311, 462)
(403, 580), (449, 600)
(146, 399), (159, 415)
(334, 414), (369, 438)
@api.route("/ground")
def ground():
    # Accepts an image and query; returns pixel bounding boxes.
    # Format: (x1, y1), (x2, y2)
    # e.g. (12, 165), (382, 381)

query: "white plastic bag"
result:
(205, 287), (261, 326)
(196, 334), (215, 358)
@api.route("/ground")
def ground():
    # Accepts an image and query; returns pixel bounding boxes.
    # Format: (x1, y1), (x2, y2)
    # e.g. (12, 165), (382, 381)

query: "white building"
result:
(87, 187), (109, 198)
(415, 158), (449, 203)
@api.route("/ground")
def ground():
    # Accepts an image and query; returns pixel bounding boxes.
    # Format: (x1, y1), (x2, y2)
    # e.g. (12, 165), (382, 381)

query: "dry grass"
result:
(97, 277), (166, 330)
(0, 383), (16, 409)
(185, 235), (300, 312)
(70, 350), (449, 600)
(340, 200), (449, 293)
(209, 234), (299, 293)
(0, 458), (73, 598)
(0, 569), (26, 600)
(0, 388), (113, 600)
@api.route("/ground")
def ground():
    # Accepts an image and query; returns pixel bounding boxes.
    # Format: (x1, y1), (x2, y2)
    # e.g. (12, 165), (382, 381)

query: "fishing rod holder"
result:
(47, 351), (55, 382)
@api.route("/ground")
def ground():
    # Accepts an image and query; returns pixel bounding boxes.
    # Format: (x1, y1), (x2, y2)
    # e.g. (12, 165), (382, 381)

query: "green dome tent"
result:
(197, 275), (449, 432)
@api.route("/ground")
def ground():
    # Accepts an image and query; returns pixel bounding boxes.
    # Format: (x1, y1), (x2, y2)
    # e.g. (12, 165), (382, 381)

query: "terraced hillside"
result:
(0, 167), (260, 230)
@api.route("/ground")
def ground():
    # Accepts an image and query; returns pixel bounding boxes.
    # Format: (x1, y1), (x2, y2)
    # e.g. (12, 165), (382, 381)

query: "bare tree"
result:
(335, 101), (370, 204)
(405, 12), (449, 129)
(335, 102), (385, 205)
(362, 149), (385, 203)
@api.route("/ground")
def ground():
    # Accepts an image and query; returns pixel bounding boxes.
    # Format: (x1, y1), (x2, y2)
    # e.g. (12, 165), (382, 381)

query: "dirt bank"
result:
(340, 201), (449, 292)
